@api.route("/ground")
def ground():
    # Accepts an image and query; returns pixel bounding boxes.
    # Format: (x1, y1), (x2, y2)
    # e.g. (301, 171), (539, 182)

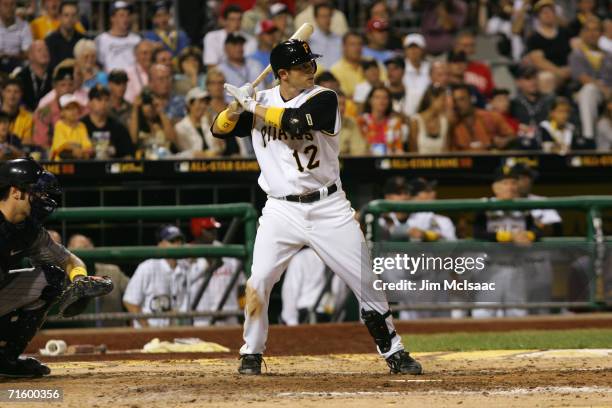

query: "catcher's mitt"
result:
(57, 276), (114, 318)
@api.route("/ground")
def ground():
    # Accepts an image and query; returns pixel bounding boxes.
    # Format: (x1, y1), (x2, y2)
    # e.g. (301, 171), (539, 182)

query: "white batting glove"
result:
(224, 83), (257, 113)
(240, 82), (255, 97)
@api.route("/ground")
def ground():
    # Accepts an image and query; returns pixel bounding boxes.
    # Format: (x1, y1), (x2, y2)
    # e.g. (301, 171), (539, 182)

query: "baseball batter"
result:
(212, 39), (422, 375)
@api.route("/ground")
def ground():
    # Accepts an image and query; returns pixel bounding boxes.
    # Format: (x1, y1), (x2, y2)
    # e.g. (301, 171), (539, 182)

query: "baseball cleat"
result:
(385, 350), (423, 375)
(238, 353), (263, 375)
(0, 356), (51, 378)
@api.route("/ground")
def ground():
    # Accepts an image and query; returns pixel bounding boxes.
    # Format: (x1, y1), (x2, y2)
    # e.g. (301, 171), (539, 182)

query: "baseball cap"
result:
(152, 0), (170, 14)
(493, 166), (517, 182)
(509, 163), (539, 180)
(255, 19), (278, 35)
(88, 84), (110, 100)
(269, 2), (289, 17)
(185, 87), (210, 104)
(403, 33), (425, 48)
(110, 1), (132, 15)
(53, 65), (74, 82)
(59, 94), (80, 108)
(158, 225), (185, 242)
(367, 18), (389, 32)
(108, 69), (128, 83)
(225, 33), (246, 44)
(383, 176), (409, 196)
(409, 178), (437, 195)
(190, 217), (221, 239)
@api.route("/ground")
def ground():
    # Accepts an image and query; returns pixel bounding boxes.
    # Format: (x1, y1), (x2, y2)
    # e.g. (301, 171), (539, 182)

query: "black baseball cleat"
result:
(385, 350), (423, 375)
(0, 357), (51, 378)
(238, 354), (263, 375)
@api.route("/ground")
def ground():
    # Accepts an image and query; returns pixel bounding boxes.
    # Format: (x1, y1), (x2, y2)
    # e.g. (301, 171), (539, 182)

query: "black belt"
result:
(283, 183), (338, 203)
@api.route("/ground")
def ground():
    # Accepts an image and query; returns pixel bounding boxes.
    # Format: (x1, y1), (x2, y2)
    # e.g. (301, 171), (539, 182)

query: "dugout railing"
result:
(363, 196), (612, 313)
(45, 203), (257, 324)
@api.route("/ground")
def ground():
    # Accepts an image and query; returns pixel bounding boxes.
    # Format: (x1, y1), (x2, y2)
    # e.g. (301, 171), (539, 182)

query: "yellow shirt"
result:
(51, 120), (91, 159)
(9, 107), (32, 143)
(30, 15), (85, 40)
(330, 58), (388, 99)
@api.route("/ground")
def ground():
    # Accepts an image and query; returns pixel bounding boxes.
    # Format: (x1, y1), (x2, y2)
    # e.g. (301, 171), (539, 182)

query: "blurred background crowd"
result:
(0, 0), (611, 160)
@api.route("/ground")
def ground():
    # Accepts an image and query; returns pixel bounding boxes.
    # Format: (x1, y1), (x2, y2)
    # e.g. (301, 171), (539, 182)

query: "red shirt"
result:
(464, 61), (494, 98)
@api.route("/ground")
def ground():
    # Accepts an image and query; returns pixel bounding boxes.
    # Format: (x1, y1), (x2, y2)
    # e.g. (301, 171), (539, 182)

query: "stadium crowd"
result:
(0, 0), (611, 160)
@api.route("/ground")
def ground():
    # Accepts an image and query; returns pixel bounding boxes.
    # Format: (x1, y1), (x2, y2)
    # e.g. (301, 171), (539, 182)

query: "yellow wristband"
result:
(423, 230), (440, 241)
(496, 230), (513, 242)
(526, 231), (536, 241)
(216, 109), (238, 133)
(69, 266), (87, 282)
(264, 107), (284, 127)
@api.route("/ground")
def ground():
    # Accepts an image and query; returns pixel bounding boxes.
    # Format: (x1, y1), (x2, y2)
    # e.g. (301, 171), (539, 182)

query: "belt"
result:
(281, 182), (338, 203)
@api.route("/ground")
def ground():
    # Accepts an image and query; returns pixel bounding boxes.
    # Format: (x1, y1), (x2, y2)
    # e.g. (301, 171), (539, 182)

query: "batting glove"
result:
(224, 83), (257, 113)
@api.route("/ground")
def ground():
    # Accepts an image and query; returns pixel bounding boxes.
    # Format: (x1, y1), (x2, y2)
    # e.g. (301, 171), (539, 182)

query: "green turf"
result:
(401, 328), (612, 352)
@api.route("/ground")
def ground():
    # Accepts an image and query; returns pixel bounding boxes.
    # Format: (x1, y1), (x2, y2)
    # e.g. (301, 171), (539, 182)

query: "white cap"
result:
(269, 3), (288, 17)
(186, 87), (210, 103)
(403, 33), (426, 49)
(59, 94), (80, 108)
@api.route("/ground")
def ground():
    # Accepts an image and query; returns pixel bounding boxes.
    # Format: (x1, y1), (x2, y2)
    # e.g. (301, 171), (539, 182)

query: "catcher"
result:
(0, 157), (112, 378)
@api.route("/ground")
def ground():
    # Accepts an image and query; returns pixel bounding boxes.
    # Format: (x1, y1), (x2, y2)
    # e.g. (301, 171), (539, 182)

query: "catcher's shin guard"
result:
(361, 309), (397, 354)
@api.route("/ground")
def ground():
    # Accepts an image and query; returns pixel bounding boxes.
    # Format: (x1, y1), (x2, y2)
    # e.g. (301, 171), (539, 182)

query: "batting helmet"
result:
(270, 39), (321, 78)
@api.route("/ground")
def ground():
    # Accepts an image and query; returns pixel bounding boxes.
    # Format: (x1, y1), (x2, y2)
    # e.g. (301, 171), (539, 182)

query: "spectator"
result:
(129, 87), (176, 159)
(123, 225), (190, 328)
(81, 85), (134, 159)
(151, 46), (174, 72)
(315, 70), (358, 120)
(107, 69), (131, 127)
(1, 78), (32, 143)
(309, 3), (341, 71)
(174, 46), (206, 96)
(0, 0), (32, 71)
(67, 233), (130, 327)
(358, 86), (406, 154)
(568, 0), (599, 39)
(0, 111), (24, 159)
(597, 96), (612, 150)
(202, 5), (256, 68)
(331, 32), (366, 98)
(419, 0), (467, 55)
(124, 40), (154, 103)
(404, 178), (456, 242)
(598, 16), (612, 54)
(538, 96), (593, 153)
(362, 18), (394, 65)
(450, 83), (515, 151)
(402, 34), (431, 116)
(483, 0), (518, 61)
(15, 41), (52, 111)
(429, 60), (449, 88)
(569, 18), (612, 140)
(248, 20), (279, 88)
(241, 0), (269, 36)
(447, 50), (486, 108)
(525, 0), (572, 85)
(366, 0), (402, 51)
(454, 30), (495, 98)
(30, 0), (85, 40)
(50, 93), (92, 160)
(269, 2), (293, 39)
(174, 87), (223, 158)
(44, 1), (85, 72)
(384, 57), (408, 117)
(353, 59), (383, 107)
(217, 33), (264, 102)
(537, 70), (557, 96)
(409, 86), (449, 154)
(95, 1), (141, 72)
(74, 39), (108, 91)
(489, 88), (519, 133)
(338, 90), (366, 155)
(143, 1), (190, 58)
(295, 0), (348, 37)
(148, 63), (185, 123)
(36, 58), (88, 109)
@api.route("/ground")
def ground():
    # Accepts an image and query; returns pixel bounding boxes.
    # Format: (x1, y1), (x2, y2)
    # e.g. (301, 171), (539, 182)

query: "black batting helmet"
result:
(270, 39), (321, 78)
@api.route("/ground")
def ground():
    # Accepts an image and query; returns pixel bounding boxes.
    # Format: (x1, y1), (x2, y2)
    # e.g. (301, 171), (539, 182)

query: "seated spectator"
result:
(82, 85), (134, 159)
(174, 87), (224, 158)
(147, 64), (185, 124)
(124, 40), (154, 103)
(568, 0), (599, 39)
(249, 20), (280, 88)
(123, 224), (190, 328)
(447, 51), (486, 108)
(240, 0), (268, 36)
(362, 18), (395, 65)
(1, 78), (32, 143)
(429, 60), (449, 89)
(384, 57), (408, 117)
(598, 16), (612, 54)
(489, 88), (518, 133)
(30, 0), (85, 40)
(537, 96), (593, 153)
(483, 0), (517, 61)
(331, 32), (367, 98)
(309, 3), (341, 70)
(353, 59), (383, 108)
(36, 58), (88, 111)
(50, 93), (92, 160)
(525, 0), (572, 85)
(74, 39), (108, 91)
(419, 0), (467, 56)
(402, 33), (431, 116)
(217, 33), (264, 103)
(569, 18), (612, 140)
(295, 0), (348, 37)
(537, 70), (557, 96)
(67, 233), (130, 327)
(202, 5), (256, 68)
(366, 0), (402, 50)
(44, 1), (85, 72)
(357, 86), (406, 155)
(597, 96), (612, 150)
(0, 111), (24, 159)
(107, 69), (131, 128)
(315, 70), (358, 119)
(151, 46), (174, 72)
(95, 1), (141, 72)
(409, 86), (449, 154)
(174, 46), (206, 96)
(0, 0), (32, 71)
(404, 178), (456, 242)
(450, 84), (515, 151)
(269, 2), (293, 39)
(143, 1), (190, 58)
(129, 87), (176, 159)
(454, 30), (495, 98)
(337, 90), (366, 155)
(15, 40), (52, 111)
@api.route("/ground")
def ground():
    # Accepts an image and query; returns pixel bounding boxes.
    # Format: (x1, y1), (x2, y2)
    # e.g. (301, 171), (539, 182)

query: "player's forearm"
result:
(212, 107), (241, 134)
(123, 302), (149, 327)
(63, 253), (88, 281)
